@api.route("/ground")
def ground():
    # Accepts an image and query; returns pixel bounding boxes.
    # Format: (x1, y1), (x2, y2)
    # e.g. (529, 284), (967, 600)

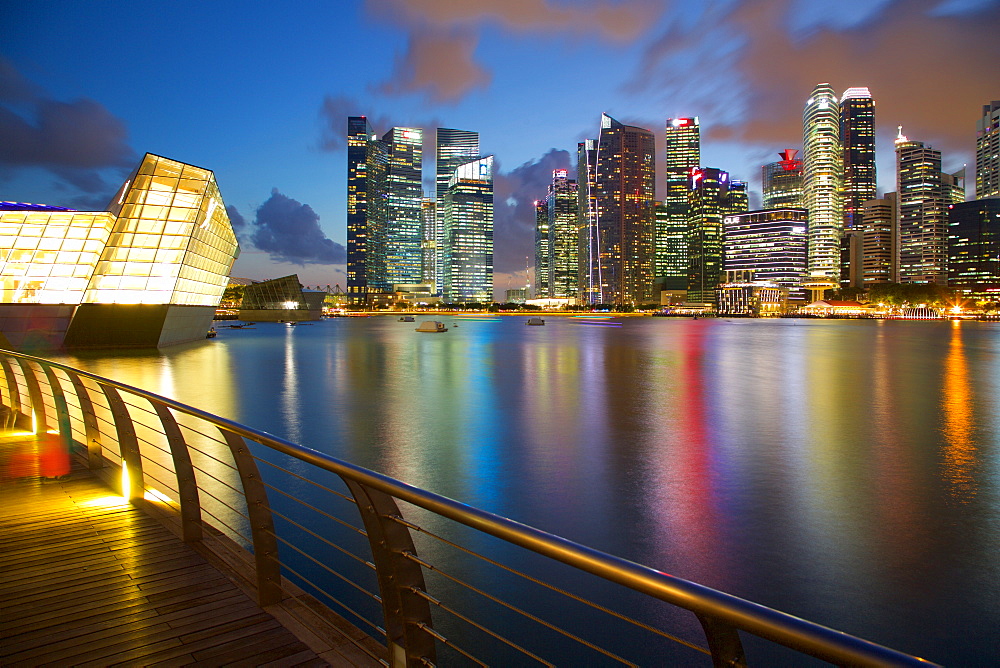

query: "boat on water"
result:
(206, 327), (217, 338)
(399, 315), (415, 322)
(526, 317), (545, 326)
(416, 321), (448, 333)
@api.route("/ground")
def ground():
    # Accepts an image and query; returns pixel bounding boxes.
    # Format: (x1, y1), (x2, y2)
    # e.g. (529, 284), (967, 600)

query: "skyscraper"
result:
(442, 156), (494, 303)
(723, 208), (808, 300)
(547, 170), (579, 299)
(662, 118), (700, 283)
(577, 139), (599, 303)
(976, 101), (1000, 199)
(840, 88), (877, 229)
(858, 194), (898, 285)
(654, 201), (687, 292)
(896, 127), (949, 284)
(347, 116), (387, 302)
(534, 198), (550, 298)
(588, 113), (656, 305)
(420, 198), (437, 289)
(948, 198), (1000, 300)
(686, 168), (748, 302)
(383, 127), (423, 288)
(802, 83), (844, 285)
(436, 129), (480, 293)
(762, 150), (804, 210)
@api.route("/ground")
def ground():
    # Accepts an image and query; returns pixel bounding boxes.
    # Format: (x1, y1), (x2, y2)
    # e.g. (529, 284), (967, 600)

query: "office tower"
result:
(840, 88), (877, 229)
(662, 118), (700, 280)
(896, 127), (949, 284)
(586, 113), (656, 305)
(577, 139), (599, 303)
(858, 194), (898, 285)
(686, 168), (749, 302)
(948, 198), (1000, 300)
(383, 127), (423, 287)
(547, 169), (579, 299)
(534, 198), (550, 298)
(802, 83), (844, 284)
(420, 198), (437, 289)
(436, 129), (480, 292)
(762, 150), (804, 209)
(655, 201), (687, 291)
(723, 208), (808, 300)
(944, 168), (967, 205)
(976, 101), (1000, 199)
(347, 116), (387, 302)
(442, 156), (494, 303)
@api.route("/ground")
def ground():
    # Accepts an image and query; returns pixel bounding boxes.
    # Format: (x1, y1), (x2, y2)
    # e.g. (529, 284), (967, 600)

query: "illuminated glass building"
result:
(723, 208), (808, 300)
(802, 83), (844, 284)
(238, 274), (325, 322)
(534, 198), (550, 298)
(420, 198), (437, 289)
(686, 168), (748, 303)
(547, 170), (579, 299)
(589, 114), (656, 305)
(662, 118), (700, 282)
(442, 156), (494, 303)
(858, 195), (898, 285)
(436, 129), (480, 293)
(896, 128), (950, 284)
(576, 139), (599, 303)
(840, 88), (877, 229)
(0, 153), (239, 349)
(383, 127), (424, 287)
(762, 150), (804, 210)
(976, 101), (1000, 199)
(347, 116), (387, 303)
(948, 199), (1000, 301)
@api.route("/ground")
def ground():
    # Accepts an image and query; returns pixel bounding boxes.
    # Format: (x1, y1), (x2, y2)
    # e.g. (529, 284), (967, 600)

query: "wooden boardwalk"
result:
(0, 434), (381, 667)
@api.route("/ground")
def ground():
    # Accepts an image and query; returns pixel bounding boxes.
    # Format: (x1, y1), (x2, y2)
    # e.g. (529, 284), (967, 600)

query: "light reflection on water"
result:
(55, 316), (1000, 665)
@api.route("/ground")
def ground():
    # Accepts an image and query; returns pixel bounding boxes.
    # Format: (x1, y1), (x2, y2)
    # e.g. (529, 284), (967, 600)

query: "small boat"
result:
(399, 315), (415, 322)
(206, 327), (217, 338)
(416, 321), (448, 333)
(526, 317), (545, 326)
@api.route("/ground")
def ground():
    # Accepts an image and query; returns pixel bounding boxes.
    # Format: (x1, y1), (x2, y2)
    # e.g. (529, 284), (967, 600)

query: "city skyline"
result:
(3, 1), (998, 296)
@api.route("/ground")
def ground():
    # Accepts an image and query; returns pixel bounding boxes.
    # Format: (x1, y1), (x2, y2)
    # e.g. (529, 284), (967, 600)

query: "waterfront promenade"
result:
(0, 431), (380, 667)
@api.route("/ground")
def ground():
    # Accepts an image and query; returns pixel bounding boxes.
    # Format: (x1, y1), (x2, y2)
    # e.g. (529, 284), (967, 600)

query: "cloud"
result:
(376, 29), (491, 103)
(226, 205), (247, 232)
(318, 95), (395, 152)
(249, 189), (346, 265)
(493, 148), (572, 274)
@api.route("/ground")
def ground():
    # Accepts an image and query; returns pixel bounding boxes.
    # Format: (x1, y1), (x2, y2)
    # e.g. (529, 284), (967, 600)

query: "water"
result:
(56, 316), (1000, 665)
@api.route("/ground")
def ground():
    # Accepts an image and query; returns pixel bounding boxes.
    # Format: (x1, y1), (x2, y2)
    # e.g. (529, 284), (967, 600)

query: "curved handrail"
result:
(0, 349), (938, 667)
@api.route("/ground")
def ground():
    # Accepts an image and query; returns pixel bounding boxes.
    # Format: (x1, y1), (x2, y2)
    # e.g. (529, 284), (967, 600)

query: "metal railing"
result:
(0, 349), (937, 667)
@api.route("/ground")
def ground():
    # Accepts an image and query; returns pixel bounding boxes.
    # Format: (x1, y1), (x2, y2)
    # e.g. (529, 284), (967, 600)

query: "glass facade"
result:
(762, 150), (804, 210)
(840, 89), (877, 230)
(723, 208), (808, 300)
(663, 119), (700, 280)
(976, 101), (1000, 200)
(686, 168), (749, 302)
(577, 139), (599, 304)
(802, 83), (844, 283)
(534, 199), (550, 297)
(442, 156), (494, 303)
(547, 170), (578, 299)
(1, 153), (238, 306)
(436, 129), (480, 294)
(948, 199), (1000, 301)
(384, 127), (424, 287)
(240, 274), (308, 310)
(896, 130), (949, 284)
(859, 194), (898, 285)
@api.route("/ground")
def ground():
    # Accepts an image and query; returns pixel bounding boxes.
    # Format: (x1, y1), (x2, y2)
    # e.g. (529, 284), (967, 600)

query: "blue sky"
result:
(3, 0), (998, 295)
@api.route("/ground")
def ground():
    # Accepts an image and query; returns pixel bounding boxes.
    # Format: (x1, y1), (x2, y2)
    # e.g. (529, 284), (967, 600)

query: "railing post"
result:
(100, 384), (145, 501)
(696, 613), (747, 668)
(219, 428), (282, 606)
(344, 479), (437, 668)
(42, 366), (72, 448)
(0, 357), (22, 429)
(152, 402), (203, 542)
(68, 373), (104, 469)
(16, 358), (46, 433)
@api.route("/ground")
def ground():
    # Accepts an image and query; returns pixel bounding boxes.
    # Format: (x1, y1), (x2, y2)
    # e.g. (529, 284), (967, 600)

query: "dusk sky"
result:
(4, 0), (998, 296)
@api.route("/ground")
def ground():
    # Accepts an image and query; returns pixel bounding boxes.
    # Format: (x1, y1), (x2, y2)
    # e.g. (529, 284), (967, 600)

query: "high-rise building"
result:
(840, 88), (877, 229)
(436, 129), (480, 292)
(383, 127), (423, 288)
(948, 198), (1000, 301)
(762, 150), (804, 210)
(802, 83), (844, 285)
(420, 198), (437, 289)
(686, 168), (748, 302)
(547, 170), (579, 299)
(858, 194), (898, 285)
(347, 116), (387, 302)
(896, 127), (950, 284)
(654, 201), (687, 291)
(662, 118), (700, 281)
(534, 198), (550, 298)
(976, 101), (1000, 199)
(723, 208), (808, 300)
(577, 139), (599, 303)
(586, 114), (656, 305)
(442, 156), (494, 303)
